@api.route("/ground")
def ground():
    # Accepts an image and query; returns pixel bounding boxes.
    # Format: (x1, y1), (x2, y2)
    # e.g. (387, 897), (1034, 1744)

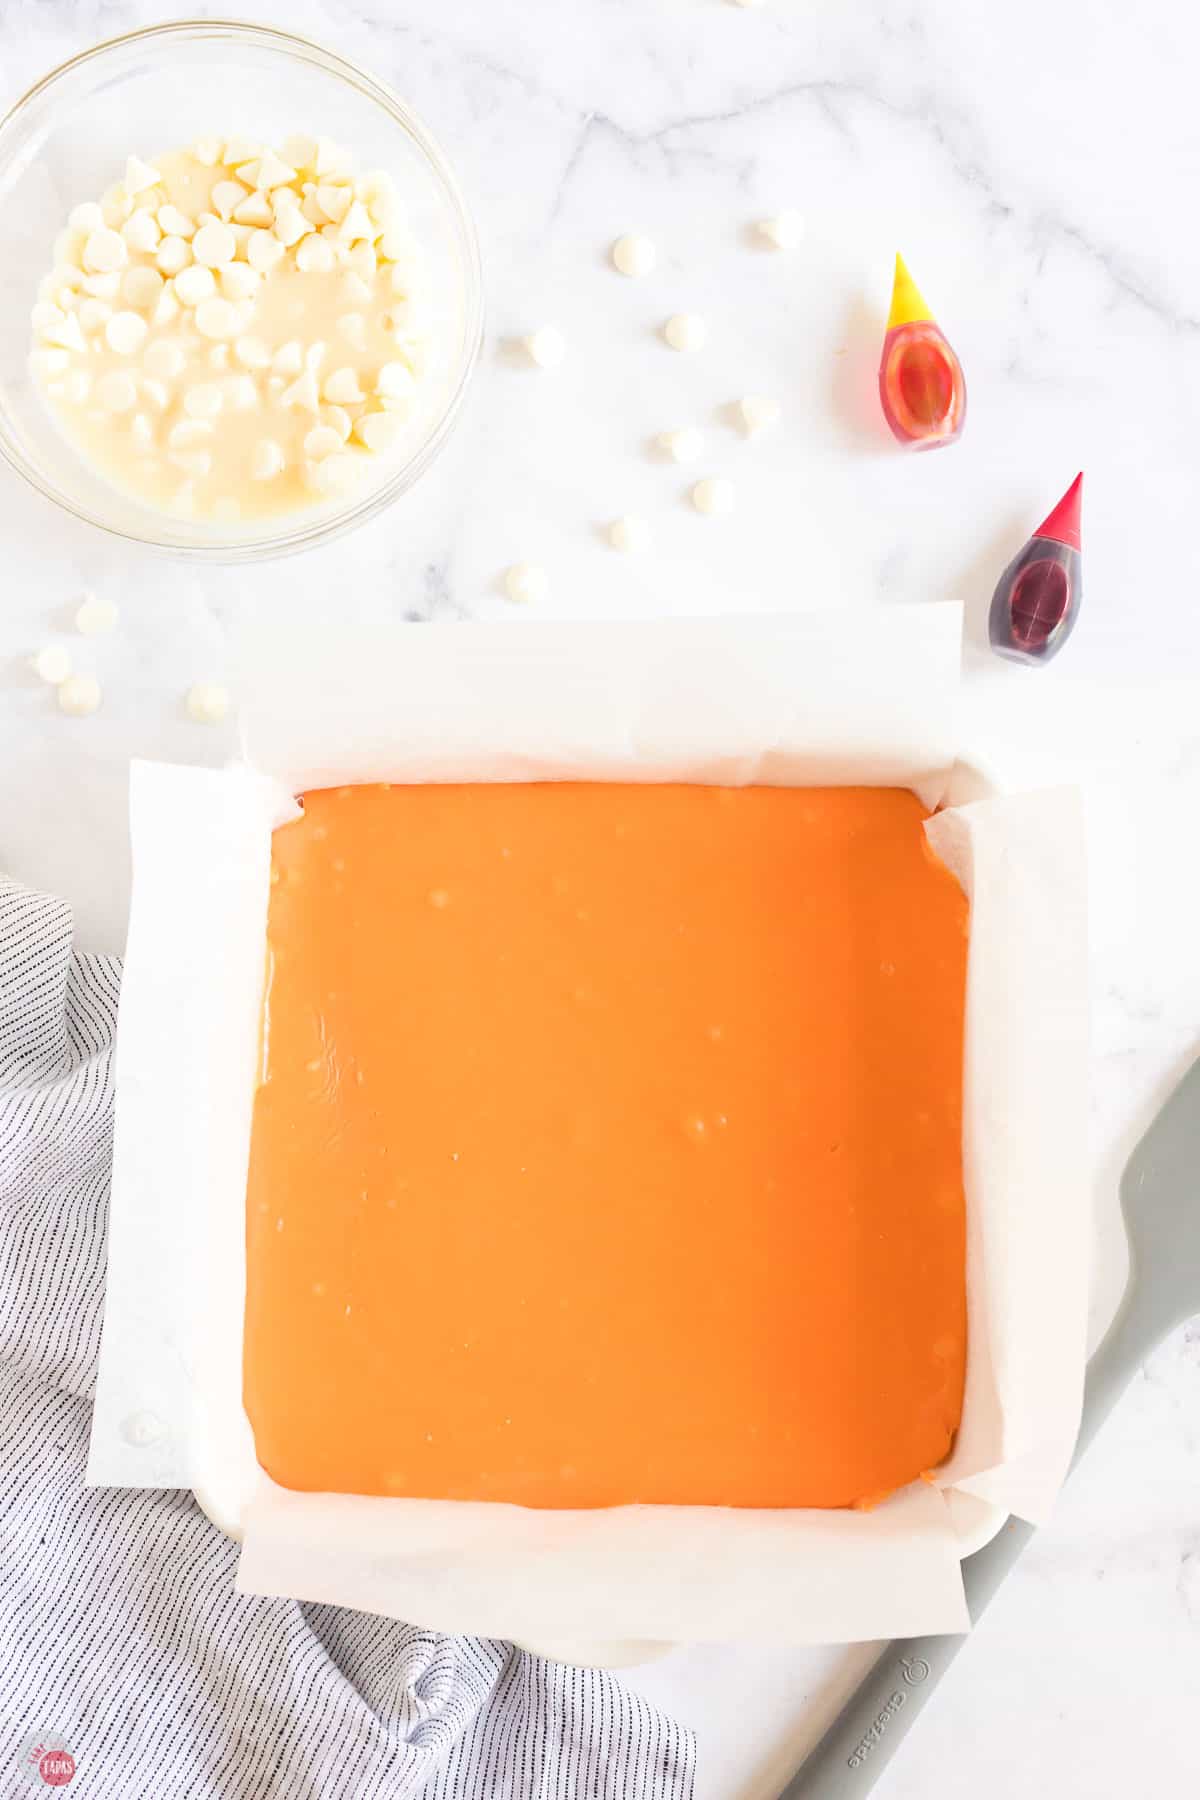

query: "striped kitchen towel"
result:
(0, 878), (696, 1800)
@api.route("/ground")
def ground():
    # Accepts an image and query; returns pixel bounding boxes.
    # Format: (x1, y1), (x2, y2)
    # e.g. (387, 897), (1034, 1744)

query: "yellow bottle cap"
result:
(887, 253), (934, 330)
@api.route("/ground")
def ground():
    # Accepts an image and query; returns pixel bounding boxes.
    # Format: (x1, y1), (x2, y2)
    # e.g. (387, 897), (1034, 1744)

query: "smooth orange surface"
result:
(244, 783), (969, 1509)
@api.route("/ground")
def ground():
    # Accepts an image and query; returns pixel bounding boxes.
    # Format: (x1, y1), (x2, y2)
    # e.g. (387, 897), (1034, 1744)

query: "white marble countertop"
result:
(2, 2), (1199, 1795)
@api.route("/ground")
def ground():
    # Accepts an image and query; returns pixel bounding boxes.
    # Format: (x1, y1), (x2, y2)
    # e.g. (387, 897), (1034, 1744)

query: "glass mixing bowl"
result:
(0, 21), (483, 561)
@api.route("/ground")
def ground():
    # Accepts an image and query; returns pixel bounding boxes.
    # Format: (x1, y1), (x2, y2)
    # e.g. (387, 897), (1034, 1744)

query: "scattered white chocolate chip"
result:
(323, 366), (363, 404)
(322, 403), (352, 441)
(32, 645), (72, 684)
(354, 409), (403, 452)
(157, 204), (196, 240)
(104, 311), (148, 355)
(74, 592), (119, 635)
(125, 155), (161, 195)
(295, 233), (335, 274)
(246, 229), (286, 273)
(251, 438), (286, 480)
(691, 476), (735, 517)
(272, 340), (303, 375)
(144, 338), (186, 380)
(192, 221), (237, 268)
(272, 205), (310, 248)
(130, 413), (155, 450)
(186, 681), (230, 724)
(280, 368), (320, 413)
(757, 211), (803, 250)
(156, 236), (191, 276)
(303, 425), (344, 459)
(376, 361), (413, 399)
(81, 271), (121, 299)
(121, 266), (163, 308)
(122, 210), (161, 253)
(664, 313), (707, 352)
(739, 393), (781, 434)
(194, 297), (242, 340)
(151, 287), (180, 327)
(184, 382), (224, 419)
(505, 562), (548, 605)
(609, 515), (652, 553)
(96, 370), (138, 412)
(57, 674), (102, 716)
(233, 190), (274, 228)
(83, 228), (128, 273)
(210, 181), (249, 221)
(658, 426), (704, 463)
(611, 234), (656, 277)
(523, 326), (566, 370)
(255, 150), (297, 191)
(140, 377), (169, 412)
(69, 201), (104, 234)
(173, 264), (217, 306)
(220, 263), (260, 302)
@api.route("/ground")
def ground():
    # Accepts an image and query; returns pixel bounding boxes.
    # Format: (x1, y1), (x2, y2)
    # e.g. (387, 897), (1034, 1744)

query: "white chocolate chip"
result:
(691, 476), (735, 516)
(32, 644), (72, 684)
(156, 236), (191, 276)
(194, 297), (243, 340)
(504, 563), (548, 605)
(233, 190), (274, 228)
(354, 409), (403, 453)
(122, 210), (161, 253)
(272, 205), (310, 248)
(609, 514), (652, 552)
(246, 229), (286, 273)
(209, 343), (230, 373)
(210, 181), (249, 221)
(305, 341), (327, 373)
(303, 425), (344, 459)
(83, 228), (128, 273)
(168, 418), (214, 448)
(173, 264), (217, 306)
(130, 412), (155, 450)
(322, 366), (363, 404)
(256, 150), (297, 191)
(316, 183), (352, 222)
(104, 311), (148, 355)
(284, 134), (317, 170)
(341, 271), (373, 304)
(664, 313), (707, 352)
(658, 427), (704, 463)
(739, 393), (781, 434)
(65, 369), (92, 405)
(376, 360), (414, 399)
(757, 211), (803, 250)
(251, 438), (286, 480)
(81, 271), (122, 299)
(313, 137), (344, 177)
(57, 674), (102, 716)
(338, 200), (375, 243)
(125, 155), (161, 195)
(151, 287), (180, 327)
(186, 681), (230, 724)
(611, 234), (656, 277)
(191, 221), (237, 268)
(234, 334), (271, 370)
(523, 326), (566, 369)
(222, 135), (260, 167)
(192, 136), (222, 166)
(272, 340), (303, 375)
(77, 298), (112, 334)
(168, 447), (213, 477)
(140, 377), (170, 412)
(121, 266), (164, 309)
(296, 233), (336, 274)
(184, 382), (224, 420)
(68, 201), (104, 234)
(74, 592), (119, 634)
(157, 204), (196, 240)
(97, 370), (138, 412)
(322, 403), (352, 441)
(223, 374), (259, 412)
(145, 338), (186, 380)
(280, 368), (320, 412)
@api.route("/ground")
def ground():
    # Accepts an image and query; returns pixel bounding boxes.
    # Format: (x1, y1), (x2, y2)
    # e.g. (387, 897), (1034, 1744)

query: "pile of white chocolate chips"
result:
(29, 135), (431, 522)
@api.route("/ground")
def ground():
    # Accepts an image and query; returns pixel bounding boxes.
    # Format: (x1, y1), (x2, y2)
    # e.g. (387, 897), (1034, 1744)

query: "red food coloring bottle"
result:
(878, 254), (966, 451)
(988, 475), (1084, 666)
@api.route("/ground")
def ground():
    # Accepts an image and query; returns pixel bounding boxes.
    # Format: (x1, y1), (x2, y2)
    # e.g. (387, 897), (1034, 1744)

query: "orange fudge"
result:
(244, 783), (968, 1509)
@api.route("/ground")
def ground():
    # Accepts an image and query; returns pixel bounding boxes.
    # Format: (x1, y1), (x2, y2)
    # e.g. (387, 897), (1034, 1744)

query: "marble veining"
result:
(2, 3), (1199, 1795)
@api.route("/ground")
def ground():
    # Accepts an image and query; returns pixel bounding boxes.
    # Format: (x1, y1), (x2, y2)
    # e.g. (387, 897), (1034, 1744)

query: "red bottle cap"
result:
(1033, 473), (1083, 552)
